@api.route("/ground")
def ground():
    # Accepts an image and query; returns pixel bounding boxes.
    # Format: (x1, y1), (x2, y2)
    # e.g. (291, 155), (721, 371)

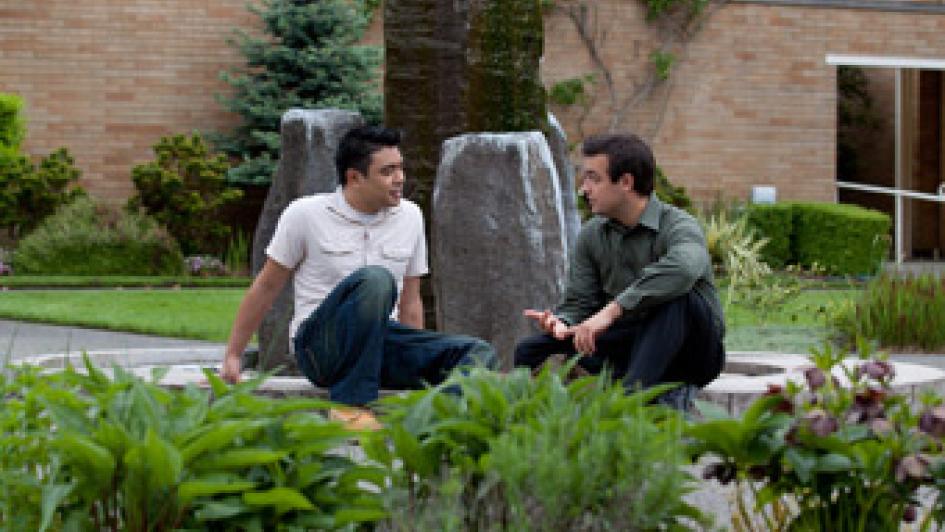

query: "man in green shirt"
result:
(515, 133), (725, 408)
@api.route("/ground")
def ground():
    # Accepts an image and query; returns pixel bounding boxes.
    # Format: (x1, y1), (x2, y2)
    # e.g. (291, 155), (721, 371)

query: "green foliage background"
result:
(127, 133), (242, 256)
(215, 0), (382, 186)
(13, 197), (184, 276)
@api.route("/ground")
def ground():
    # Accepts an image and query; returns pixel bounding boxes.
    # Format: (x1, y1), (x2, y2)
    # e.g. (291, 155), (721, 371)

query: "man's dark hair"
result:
(581, 134), (655, 196)
(335, 126), (402, 186)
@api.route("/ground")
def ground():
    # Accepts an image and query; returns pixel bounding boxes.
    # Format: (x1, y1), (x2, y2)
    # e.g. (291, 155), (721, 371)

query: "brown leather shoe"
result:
(329, 407), (383, 431)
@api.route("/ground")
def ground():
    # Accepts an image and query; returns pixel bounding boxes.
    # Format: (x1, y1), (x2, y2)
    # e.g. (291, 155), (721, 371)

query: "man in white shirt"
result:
(222, 126), (496, 429)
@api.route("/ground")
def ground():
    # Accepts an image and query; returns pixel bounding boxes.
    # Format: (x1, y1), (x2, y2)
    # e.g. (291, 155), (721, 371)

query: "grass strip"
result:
(0, 288), (244, 341)
(0, 275), (251, 289)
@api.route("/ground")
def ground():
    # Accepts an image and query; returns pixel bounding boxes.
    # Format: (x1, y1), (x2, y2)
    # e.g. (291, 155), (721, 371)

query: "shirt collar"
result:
(605, 193), (662, 233)
(327, 186), (399, 224)
(637, 193), (663, 231)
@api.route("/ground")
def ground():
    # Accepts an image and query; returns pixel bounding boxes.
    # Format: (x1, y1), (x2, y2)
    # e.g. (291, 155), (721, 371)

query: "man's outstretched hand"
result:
(523, 309), (573, 340)
(221, 354), (242, 384)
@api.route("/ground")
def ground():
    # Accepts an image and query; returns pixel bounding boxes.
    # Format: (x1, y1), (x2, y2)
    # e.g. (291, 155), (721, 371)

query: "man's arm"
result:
(221, 258), (293, 383)
(398, 275), (424, 329)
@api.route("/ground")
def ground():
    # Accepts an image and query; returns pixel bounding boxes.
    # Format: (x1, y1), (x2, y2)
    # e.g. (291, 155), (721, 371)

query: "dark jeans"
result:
(514, 291), (725, 392)
(294, 266), (497, 406)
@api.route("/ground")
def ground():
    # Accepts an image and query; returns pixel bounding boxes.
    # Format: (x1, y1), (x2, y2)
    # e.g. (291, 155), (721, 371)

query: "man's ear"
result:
(620, 173), (634, 193)
(345, 168), (362, 185)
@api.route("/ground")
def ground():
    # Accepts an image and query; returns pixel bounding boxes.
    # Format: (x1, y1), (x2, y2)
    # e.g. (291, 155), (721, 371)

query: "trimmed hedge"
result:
(744, 202), (890, 275)
(13, 197), (184, 275)
(792, 202), (890, 275)
(745, 203), (793, 268)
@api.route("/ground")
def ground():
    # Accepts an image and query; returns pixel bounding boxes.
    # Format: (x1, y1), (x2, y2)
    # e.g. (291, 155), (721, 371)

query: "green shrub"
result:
(13, 197), (184, 275)
(689, 341), (937, 530)
(0, 92), (26, 155)
(127, 133), (242, 256)
(216, 0), (382, 185)
(366, 366), (707, 531)
(791, 202), (890, 275)
(0, 148), (85, 240)
(0, 357), (386, 530)
(655, 166), (692, 212)
(745, 203), (794, 268)
(832, 273), (945, 351)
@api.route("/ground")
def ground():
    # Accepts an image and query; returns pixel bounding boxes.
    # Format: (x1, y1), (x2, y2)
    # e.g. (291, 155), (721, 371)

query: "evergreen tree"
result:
(217, 0), (382, 185)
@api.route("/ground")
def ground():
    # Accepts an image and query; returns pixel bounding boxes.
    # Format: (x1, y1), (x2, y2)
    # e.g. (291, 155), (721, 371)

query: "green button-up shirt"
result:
(556, 195), (725, 336)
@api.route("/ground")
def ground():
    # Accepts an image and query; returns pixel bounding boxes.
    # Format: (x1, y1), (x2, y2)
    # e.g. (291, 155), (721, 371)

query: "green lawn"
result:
(0, 288), (245, 341)
(0, 283), (861, 353)
(723, 288), (855, 353)
(0, 275), (251, 289)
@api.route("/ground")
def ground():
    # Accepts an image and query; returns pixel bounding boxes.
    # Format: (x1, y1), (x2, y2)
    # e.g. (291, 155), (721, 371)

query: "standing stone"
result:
(546, 113), (581, 252)
(251, 109), (364, 373)
(433, 132), (570, 368)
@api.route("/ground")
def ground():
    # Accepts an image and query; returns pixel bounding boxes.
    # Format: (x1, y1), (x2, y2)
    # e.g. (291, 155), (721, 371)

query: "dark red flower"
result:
(804, 409), (839, 437)
(804, 367), (826, 390)
(903, 505), (918, 523)
(895, 454), (928, 483)
(919, 406), (945, 438)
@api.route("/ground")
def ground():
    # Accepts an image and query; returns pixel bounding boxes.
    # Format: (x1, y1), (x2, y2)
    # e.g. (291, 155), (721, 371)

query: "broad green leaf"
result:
(124, 428), (183, 491)
(195, 448), (286, 470)
(181, 420), (253, 463)
(39, 482), (73, 532)
(816, 453), (854, 472)
(243, 487), (314, 515)
(784, 447), (817, 484)
(53, 433), (116, 485)
(333, 506), (389, 525)
(179, 479), (256, 502)
(193, 497), (247, 520)
(202, 367), (229, 397)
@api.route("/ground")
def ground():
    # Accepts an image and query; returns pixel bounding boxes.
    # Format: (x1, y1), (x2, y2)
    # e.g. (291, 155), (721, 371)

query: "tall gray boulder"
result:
(433, 132), (576, 368)
(251, 109), (364, 373)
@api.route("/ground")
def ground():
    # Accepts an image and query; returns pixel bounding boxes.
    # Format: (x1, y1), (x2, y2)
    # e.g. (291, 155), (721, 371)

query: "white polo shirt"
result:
(266, 188), (429, 340)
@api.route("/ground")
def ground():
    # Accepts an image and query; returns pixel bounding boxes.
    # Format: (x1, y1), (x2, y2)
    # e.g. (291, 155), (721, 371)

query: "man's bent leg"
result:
(380, 322), (497, 388)
(622, 291), (723, 392)
(513, 333), (578, 371)
(293, 266), (397, 406)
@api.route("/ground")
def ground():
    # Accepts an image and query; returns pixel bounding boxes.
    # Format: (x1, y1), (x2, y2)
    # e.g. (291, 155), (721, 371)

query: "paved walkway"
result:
(0, 319), (225, 361)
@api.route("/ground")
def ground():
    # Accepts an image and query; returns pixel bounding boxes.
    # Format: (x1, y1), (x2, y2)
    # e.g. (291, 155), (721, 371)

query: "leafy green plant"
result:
(0, 148), (85, 241)
(745, 203), (794, 269)
(216, 0), (382, 185)
(365, 365), (707, 531)
(128, 133), (242, 256)
(832, 273), (945, 352)
(792, 202), (890, 276)
(13, 196), (184, 276)
(547, 75), (596, 107)
(224, 230), (251, 277)
(689, 340), (938, 531)
(650, 50), (676, 81)
(0, 356), (386, 530)
(0, 92), (26, 155)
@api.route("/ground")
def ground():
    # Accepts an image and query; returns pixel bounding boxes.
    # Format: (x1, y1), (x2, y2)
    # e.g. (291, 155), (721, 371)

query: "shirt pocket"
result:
(378, 244), (412, 280)
(317, 237), (361, 280)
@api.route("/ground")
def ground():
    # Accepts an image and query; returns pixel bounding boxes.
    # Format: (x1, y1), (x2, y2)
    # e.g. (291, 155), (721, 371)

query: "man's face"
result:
(350, 146), (405, 212)
(579, 153), (629, 219)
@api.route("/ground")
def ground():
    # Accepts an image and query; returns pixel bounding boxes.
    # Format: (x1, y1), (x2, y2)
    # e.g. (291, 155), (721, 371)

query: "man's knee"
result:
(352, 265), (396, 294)
(513, 334), (549, 368)
(468, 339), (498, 369)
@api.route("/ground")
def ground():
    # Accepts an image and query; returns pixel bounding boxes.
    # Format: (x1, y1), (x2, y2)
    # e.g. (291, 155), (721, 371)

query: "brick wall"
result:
(0, 0), (257, 201)
(4, 1), (945, 206)
(542, 1), (945, 203)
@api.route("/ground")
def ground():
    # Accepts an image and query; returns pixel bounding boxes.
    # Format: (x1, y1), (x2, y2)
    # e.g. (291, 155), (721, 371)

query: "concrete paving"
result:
(0, 319), (225, 361)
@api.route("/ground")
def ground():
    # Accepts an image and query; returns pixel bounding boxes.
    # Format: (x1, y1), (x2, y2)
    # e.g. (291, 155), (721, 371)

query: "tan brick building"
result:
(3, 0), (945, 257)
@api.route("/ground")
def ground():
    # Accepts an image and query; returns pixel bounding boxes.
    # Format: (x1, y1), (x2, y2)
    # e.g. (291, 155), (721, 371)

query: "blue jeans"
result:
(293, 266), (497, 406)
